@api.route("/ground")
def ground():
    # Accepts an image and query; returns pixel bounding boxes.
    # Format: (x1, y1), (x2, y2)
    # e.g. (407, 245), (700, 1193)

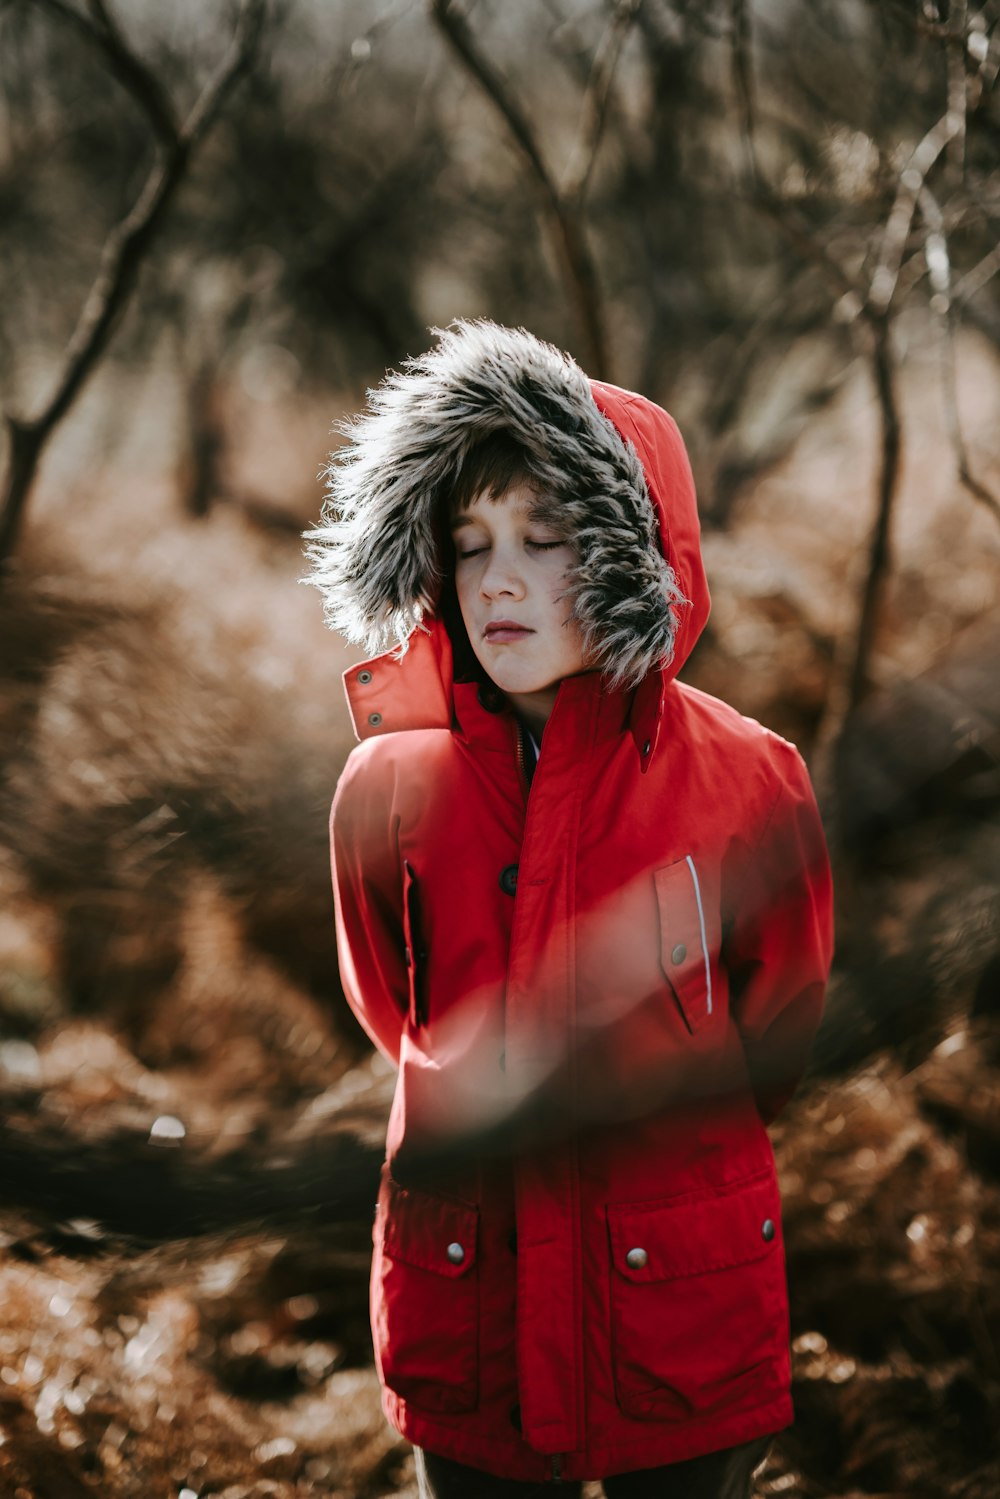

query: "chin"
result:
(476, 662), (555, 696)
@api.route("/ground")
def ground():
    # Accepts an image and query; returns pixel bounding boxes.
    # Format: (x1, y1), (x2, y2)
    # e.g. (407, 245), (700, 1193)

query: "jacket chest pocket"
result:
(606, 1170), (788, 1422)
(371, 1170), (480, 1415)
(654, 855), (719, 1034)
(402, 860), (428, 1029)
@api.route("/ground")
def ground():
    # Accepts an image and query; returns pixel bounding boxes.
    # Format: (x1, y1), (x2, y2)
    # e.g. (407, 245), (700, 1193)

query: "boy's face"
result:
(450, 482), (592, 707)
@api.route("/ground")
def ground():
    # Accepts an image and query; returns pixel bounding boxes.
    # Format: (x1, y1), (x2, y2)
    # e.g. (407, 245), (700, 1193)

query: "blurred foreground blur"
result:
(1, 2), (999, 1495)
(0, 337), (996, 1495)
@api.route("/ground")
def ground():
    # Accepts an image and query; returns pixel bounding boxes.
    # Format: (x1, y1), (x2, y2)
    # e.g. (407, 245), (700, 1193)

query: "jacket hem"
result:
(381, 1386), (794, 1482)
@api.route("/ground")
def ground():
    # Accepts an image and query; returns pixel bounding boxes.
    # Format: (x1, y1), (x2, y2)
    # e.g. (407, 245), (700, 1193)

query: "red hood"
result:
(341, 378), (710, 757)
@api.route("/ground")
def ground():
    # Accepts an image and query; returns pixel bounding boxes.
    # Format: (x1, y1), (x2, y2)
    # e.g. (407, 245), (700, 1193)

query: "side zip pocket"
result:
(402, 859), (428, 1028)
(654, 854), (719, 1034)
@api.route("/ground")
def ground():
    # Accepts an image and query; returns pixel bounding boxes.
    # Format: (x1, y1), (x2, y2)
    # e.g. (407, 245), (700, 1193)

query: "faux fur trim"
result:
(300, 319), (689, 691)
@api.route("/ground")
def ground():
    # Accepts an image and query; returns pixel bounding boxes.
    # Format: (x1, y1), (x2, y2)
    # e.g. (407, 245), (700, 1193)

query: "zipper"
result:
(514, 719), (529, 802)
(551, 1453), (562, 1483)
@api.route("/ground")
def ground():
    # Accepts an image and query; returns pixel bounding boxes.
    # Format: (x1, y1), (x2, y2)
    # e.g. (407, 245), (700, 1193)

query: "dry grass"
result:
(0, 352), (996, 1495)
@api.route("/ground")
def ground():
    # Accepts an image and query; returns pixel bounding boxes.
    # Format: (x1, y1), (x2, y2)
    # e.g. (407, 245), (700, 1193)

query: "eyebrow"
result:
(449, 501), (539, 532)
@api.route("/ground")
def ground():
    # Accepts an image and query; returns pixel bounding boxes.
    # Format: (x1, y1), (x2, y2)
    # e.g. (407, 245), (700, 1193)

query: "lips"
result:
(484, 620), (534, 642)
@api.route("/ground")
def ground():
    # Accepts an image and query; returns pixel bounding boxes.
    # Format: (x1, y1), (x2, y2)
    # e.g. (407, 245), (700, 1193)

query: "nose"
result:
(479, 545), (525, 601)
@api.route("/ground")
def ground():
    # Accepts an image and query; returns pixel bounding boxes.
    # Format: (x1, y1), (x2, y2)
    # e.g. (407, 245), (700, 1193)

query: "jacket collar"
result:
(342, 616), (667, 773)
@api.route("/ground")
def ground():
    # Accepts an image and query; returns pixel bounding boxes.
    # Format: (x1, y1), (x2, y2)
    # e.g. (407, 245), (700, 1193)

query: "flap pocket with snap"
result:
(373, 1172), (480, 1414)
(606, 1170), (787, 1421)
(382, 1175), (479, 1279)
(607, 1170), (778, 1283)
(654, 855), (718, 1034)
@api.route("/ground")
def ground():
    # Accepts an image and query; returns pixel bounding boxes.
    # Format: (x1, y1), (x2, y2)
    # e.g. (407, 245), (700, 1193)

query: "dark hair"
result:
(448, 429), (541, 515)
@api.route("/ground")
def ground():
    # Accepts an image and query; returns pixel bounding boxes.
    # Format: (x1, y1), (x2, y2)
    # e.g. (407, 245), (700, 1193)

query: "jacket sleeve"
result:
(329, 748), (408, 1067)
(725, 742), (835, 1127)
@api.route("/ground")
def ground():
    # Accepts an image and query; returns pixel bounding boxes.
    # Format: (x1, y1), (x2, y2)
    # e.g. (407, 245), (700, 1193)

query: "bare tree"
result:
(429, 0), (642, 379)
(0, 0), (267, 571)
(727, 0), (1000, 804)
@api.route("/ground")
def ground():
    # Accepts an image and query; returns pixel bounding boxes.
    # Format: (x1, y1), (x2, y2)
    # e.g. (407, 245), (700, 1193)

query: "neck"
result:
(505, 685), (557, 740)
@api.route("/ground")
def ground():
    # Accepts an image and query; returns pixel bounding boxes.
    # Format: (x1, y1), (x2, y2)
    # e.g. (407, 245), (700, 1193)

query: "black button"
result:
(761, 1217), (775, 1241)
(509, 1402), (522, 1433)
(508, 1228), (517, 1254)
(499, 864), (518, 895)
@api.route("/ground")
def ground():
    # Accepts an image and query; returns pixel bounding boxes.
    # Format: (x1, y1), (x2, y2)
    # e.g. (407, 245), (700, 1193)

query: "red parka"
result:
(310, 321), (835, 1483)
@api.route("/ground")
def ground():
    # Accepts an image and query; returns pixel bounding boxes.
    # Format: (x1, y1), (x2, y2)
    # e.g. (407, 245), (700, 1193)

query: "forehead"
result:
(449, 484), (538, 529)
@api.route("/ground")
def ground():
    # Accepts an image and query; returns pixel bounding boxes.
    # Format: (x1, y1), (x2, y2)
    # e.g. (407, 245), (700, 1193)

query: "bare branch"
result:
(953, 238), (1000, 304)
(31, 0), (180, 146)
(180, 0), (267, 151)
(918, 188), (1000, 524)
(974, 1), (1000, 91)
(869, 111), (964, 316)
(726, 9), (857, 306)
(563, 0), (641, 205)
(429, 0), (609, 376)
(849, 321), (902, 716)
(945, 0), (968, 181)
(811, 315), (904, 814)
(431, 0), (557, 208)
(729, 0), (758, 187)
(0, 0), (268, 568)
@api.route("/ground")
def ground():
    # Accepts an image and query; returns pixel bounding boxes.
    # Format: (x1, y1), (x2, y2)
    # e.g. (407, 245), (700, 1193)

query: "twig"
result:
(729, 0), (757, 188)
(32, 0), (179, 145)
(848, 316), (903, 714)
(945, 0), (968, 182)
(563, 0), (641, 205)
(869, 110), (964, 317)
(0, 0), (268, 569)
(429, 0), (609, 376)
(953, 237), (1000, 305)
(919, 186), (1000, 523)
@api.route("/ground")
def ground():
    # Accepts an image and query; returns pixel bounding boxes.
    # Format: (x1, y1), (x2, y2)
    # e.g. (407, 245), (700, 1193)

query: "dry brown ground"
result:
(0, 338), (997, 1497)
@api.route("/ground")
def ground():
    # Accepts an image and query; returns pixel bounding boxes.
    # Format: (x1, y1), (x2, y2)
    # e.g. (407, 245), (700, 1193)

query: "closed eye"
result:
(455, 538), (565, 559)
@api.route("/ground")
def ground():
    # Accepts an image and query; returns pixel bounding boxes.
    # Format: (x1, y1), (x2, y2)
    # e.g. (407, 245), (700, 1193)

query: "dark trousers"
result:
(414, 1433), (775, 1498)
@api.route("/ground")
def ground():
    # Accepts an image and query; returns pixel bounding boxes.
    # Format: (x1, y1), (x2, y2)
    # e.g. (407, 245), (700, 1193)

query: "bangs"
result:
(448, 429), (543, 515)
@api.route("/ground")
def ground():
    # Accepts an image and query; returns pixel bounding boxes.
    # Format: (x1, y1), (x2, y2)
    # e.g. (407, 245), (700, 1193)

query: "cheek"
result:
(547, 570), (576, 624)
(454, 568), (476, 621)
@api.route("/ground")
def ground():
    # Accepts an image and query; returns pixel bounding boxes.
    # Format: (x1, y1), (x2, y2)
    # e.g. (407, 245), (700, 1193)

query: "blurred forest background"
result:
(0, 0), (999, 1495)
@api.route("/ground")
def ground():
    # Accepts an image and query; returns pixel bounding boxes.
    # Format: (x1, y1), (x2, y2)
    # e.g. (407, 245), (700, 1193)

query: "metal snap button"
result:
(499, 864), (518, 895)
(358, 669), (373, 684)
(761, 1218), (775, 1241)
(671, 943), (687, 965)
(446, 1241), (465, 1264)
(368, 711), (382, 727)
(625, 1246), (648, 1269)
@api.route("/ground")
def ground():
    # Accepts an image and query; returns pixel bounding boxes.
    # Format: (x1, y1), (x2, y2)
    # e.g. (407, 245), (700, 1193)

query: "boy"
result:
(301, 319), (834, 1496)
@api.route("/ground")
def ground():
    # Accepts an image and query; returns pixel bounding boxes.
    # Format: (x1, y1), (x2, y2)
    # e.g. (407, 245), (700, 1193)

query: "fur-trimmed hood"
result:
(301, 319), (710, 709)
